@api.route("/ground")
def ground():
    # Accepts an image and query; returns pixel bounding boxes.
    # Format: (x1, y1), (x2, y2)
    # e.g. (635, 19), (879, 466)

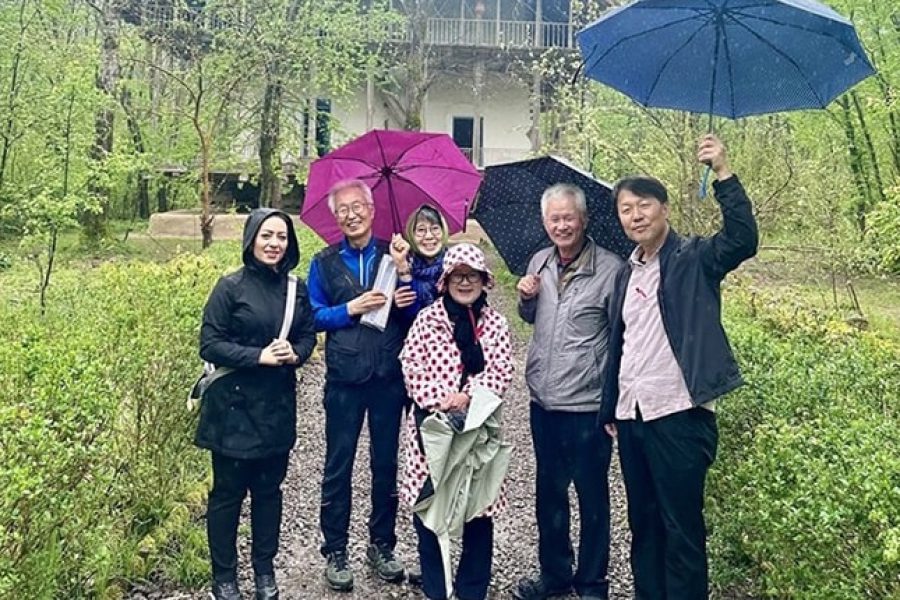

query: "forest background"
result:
(0, 0), (897, 598)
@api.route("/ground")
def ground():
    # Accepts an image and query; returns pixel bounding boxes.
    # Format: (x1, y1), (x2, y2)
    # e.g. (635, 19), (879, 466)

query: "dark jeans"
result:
(617, 407), (718, 600)
(414, 515), (493, 600)
(207, 452), (289, 584)
(319, 377), (406, 555)
(530, 403), (612, 598)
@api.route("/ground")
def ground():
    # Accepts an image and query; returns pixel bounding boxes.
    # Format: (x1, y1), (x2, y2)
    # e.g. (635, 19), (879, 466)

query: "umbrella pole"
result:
(699, 112), (715, 199)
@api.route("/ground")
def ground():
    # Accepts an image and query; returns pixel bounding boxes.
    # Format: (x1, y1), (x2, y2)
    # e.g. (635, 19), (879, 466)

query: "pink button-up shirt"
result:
(616, 246), (714, 422)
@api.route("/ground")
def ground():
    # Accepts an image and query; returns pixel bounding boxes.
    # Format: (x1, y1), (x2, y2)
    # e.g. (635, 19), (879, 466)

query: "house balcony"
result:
(389, 18), (574, 50)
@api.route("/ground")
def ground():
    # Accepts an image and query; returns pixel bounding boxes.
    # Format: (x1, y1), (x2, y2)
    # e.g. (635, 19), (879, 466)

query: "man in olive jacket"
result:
(603, 135), (759, 600)
(514, 183), (623, 600)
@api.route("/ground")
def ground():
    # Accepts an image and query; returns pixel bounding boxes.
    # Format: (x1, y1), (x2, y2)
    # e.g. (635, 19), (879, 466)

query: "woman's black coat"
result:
(195, 209), (317, 459)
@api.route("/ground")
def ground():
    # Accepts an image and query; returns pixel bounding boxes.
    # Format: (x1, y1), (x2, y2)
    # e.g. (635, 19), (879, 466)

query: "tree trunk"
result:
(84, 0), (120, 244)
(837, 95), (872, 236)
(120, 72), (150, 218)
(0, 0), (30, 192)
(850, 90), (887, 205)
(259, 72), (283, 208)
(199, 135), (213, 248)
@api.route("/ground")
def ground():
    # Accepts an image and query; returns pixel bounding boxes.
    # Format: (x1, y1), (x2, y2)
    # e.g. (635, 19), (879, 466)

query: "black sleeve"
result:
(199, 277), (262, 368)
(699, 175), (760, 280)
(290, 279), (318, 367)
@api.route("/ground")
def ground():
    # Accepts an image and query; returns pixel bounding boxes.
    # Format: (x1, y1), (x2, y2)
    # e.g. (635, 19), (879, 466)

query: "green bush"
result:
(0, 245), (244, 598)
(708, 284), (900, 599)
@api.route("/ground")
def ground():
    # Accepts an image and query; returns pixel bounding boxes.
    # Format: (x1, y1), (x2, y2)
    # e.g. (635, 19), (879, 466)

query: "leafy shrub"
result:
(0, 245), (249, 598)
(866, 190), (900, 275)
(708, 284), (900, 598)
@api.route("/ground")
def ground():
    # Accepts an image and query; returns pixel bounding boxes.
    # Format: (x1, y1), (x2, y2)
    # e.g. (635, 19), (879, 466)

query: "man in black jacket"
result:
(602, 135), (758, 600)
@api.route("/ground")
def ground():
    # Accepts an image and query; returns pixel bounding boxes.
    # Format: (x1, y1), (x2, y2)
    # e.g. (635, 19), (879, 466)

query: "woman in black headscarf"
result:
(196, 209), (316, 600)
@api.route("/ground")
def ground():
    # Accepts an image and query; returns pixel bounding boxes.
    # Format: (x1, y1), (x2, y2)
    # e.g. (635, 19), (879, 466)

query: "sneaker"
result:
(254, 573), (279, 600)
(512, 575), (572, 600)
(210, 580), (242, 600)
(324, 550), (354, 592)
(366, 543), (405, 583)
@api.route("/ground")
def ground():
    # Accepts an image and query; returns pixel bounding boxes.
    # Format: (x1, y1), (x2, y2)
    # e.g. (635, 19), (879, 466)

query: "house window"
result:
(452, 116), (484, 165)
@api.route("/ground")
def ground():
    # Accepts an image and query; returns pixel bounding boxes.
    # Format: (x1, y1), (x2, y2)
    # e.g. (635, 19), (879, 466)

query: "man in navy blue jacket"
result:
(603, 135), (758, 600)
(307, 179), (414, 592)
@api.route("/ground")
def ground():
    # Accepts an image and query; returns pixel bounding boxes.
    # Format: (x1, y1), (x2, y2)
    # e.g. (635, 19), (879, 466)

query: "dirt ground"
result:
(129, 271), (634, 600)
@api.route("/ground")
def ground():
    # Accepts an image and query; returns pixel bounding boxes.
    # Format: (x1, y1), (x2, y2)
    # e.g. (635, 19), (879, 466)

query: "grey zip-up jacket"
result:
(518, 239), (624, 412)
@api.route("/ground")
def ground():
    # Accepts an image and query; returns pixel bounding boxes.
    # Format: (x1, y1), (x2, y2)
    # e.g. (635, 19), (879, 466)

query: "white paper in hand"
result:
(361, 255), (397, 332)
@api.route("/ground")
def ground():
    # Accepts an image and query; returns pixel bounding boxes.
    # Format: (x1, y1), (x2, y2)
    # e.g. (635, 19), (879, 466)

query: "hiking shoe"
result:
(210, 580), (242, 600)
(512, 574), (572, 600)
(324, 550), (354, 592)
(254, 573), (279, 600)
(407, 563), (422, 586)
(366, 543), (405, 583)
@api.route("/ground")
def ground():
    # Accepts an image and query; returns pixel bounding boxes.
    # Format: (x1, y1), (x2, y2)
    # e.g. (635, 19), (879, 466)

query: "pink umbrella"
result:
(301, 130), (482, 244)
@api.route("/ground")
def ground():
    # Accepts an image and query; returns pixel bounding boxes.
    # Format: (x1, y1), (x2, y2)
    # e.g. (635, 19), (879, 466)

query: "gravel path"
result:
(133, 272), (633, 600)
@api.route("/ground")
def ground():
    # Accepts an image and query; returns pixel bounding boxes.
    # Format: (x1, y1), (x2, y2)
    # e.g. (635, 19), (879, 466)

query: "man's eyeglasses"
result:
(335, 202), (369, 219)
(414, 225), (443, 238)
(448, 271), (483, 284)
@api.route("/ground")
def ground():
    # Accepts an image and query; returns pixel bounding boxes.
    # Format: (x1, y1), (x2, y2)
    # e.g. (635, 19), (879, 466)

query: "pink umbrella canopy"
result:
(301, 130), (482, 244)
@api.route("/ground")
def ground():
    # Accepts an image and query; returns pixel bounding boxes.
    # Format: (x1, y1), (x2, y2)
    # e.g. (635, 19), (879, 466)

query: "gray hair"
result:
(327, 179), (374, 214)
(540, 183), (588, 219)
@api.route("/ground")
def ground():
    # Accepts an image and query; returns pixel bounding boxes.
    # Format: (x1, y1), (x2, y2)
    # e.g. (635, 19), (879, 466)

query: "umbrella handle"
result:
(699, 164), (711, 199)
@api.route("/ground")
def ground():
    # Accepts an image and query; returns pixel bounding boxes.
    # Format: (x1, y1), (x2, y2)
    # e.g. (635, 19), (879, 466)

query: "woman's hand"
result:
(390, 234), (410, 269)
(259, 339), (297, 366)
(441, 392), (470, 412)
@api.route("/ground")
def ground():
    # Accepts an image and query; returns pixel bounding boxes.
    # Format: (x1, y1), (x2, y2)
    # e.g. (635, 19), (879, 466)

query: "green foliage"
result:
(0, 249), (237, 597)
(707, 283), (900, 598)
(865, 185), (900, 274)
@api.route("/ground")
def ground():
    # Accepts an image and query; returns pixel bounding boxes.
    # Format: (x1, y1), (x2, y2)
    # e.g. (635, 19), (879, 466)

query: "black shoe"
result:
(406, 563), (422, 586)
(365, 543), (405, 583)
(210, 580), (242, 600)
(324, 550), (354, 592)
(512, 575), (572, 600)
(254, 573), (279, 600)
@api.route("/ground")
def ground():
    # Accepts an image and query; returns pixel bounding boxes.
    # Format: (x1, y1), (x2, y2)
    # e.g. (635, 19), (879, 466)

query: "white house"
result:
(327, 0), (579, 167)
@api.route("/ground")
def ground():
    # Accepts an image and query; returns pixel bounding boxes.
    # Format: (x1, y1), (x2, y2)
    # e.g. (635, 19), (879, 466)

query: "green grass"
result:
(742, 245), (900, 341)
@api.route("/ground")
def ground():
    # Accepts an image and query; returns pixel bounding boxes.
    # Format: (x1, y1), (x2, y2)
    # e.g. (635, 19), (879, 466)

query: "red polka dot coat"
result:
(399, 296), (514, 516)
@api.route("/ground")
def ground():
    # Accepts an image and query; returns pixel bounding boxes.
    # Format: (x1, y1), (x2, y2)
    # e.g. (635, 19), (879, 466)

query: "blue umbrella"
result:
(576, 0), (875, 194)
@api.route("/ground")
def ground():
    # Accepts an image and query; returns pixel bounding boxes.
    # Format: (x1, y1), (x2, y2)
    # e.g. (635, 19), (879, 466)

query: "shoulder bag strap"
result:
(277, 274), (298, 340)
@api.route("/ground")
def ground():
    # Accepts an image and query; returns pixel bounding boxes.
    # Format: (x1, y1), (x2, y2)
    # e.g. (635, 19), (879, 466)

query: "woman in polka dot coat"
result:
(400, 243), (514, 600)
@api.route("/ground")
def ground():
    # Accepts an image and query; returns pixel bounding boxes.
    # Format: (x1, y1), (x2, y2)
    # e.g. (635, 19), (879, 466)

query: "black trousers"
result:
(414, 515), (493, 600)
(319, 377), (406, 555)
(207, 452), (289, 584)
(530, 402), (613, 598)
(617, 407), (718, 600)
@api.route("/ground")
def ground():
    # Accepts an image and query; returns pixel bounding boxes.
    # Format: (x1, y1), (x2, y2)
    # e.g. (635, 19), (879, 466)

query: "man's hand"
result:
(517, 274), (541, 300)
(347, 290), (387, 316)
(604, 423), (617, 438)
(698, 134), (733, 181)
(394, 287), (416, 309)
(441, 392), (470, 412)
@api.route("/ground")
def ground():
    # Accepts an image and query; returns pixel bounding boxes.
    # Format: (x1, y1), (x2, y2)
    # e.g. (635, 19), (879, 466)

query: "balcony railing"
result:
(392, 18), (573, 49)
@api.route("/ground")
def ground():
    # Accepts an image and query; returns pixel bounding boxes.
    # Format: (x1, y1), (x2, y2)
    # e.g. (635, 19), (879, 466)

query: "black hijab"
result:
(442, 290), (487, 383)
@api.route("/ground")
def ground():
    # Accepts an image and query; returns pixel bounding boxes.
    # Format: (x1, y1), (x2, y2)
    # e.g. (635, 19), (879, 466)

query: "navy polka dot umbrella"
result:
(472, 155), (634, 276)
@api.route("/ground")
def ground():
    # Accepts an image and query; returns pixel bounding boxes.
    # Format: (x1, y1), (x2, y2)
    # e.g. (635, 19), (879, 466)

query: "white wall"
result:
(329, 70), (533, 166)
